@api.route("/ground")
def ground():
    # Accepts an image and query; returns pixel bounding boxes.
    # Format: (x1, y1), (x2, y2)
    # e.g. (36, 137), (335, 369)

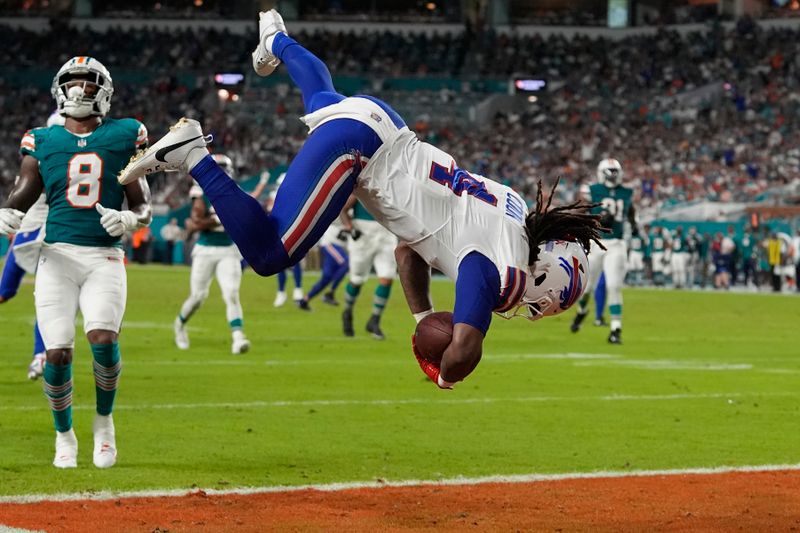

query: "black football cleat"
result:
(297, 299), (311, 311)
(593, 316), (608, 327)
(322, 292), (339, 306)
(342, 308), (355, 337)
(570, 311), (588, 333)
(608, 328), (622, 344)
(366, 315), (385, 340)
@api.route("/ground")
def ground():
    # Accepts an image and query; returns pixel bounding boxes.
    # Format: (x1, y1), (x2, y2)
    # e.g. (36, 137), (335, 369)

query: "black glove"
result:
(350, 228), (363, 241)
(336, 229), (349, 241)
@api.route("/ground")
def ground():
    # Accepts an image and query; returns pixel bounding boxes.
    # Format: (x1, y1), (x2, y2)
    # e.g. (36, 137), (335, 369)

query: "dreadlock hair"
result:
(524, 178), (606, 265)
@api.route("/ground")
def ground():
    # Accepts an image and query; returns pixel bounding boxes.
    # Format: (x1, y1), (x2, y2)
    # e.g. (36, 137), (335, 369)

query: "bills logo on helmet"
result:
(558, 256), (584, 310)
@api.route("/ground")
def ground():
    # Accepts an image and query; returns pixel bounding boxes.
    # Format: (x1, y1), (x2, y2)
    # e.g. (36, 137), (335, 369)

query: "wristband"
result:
(413, 309), (434, 324)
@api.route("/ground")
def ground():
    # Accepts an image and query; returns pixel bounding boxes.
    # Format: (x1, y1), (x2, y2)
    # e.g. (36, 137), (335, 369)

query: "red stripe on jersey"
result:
(283, 158), (355, 255)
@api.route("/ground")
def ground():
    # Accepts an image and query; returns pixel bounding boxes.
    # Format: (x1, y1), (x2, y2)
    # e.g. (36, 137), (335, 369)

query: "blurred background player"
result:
(570, 158), (637, 344)
(626, 229), (646, 287)
(649, 224), (667, 286)
(174, 154), (250, 355)
(0, 113), (62, 380)
(593, 273), (607, 327)
(120, 9), (604, 389)
(339, 196), (398, 340)
(669, 226), (690, 289)
(297, 219), (349, 310)
(0, 56), (152, 468)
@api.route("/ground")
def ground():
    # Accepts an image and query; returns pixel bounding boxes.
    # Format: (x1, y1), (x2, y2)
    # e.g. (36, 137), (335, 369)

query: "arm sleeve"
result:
(453, 251), (501, 336)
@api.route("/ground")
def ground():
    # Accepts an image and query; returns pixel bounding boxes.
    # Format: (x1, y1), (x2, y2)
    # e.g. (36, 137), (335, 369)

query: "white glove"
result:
(0, 208), (25, 235)
(96, 204), (139, 237)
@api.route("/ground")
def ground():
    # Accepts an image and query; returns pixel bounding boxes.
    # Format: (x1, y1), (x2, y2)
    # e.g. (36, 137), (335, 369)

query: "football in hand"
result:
(414, 312), (454, 364)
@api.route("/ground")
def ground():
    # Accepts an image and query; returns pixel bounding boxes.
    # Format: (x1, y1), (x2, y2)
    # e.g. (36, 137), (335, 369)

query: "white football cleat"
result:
(292, 287), (304, 302)
(174, 316), (189, 350)
(27, 352), (46, 381)
(273, 290), (288, 307)
(231, 330), (251, 355)
(53, 428), (78, 469)
(92, 414), (117, 469)
(118, 118), (211, 185)
(252, 9), (287, 77)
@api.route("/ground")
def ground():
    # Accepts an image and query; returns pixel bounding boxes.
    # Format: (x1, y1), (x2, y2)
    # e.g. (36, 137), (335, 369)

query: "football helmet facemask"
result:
(597, 158), (623, 188)
(498, 240), (589, 322)
(51, 57), (113, 118)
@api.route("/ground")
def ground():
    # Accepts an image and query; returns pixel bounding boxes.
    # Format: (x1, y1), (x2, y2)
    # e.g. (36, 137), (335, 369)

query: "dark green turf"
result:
(1, 265), (798, 495)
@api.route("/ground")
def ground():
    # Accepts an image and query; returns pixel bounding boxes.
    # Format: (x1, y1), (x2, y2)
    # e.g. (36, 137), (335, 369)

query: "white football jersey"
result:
(319, 219), (346, 247)
(303, 96), (530, 285)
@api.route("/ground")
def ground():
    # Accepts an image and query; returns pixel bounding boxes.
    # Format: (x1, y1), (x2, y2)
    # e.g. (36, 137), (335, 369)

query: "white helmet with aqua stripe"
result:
(51, 56), (114, 118)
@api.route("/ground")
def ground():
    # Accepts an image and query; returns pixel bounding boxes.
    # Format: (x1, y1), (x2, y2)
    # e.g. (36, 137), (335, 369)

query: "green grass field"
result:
(1, 265), (799, 496)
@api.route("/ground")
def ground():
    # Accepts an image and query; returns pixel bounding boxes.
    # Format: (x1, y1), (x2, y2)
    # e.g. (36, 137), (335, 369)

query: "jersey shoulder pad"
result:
(112, 117), (149, 148)
(19, 127), (48, 157)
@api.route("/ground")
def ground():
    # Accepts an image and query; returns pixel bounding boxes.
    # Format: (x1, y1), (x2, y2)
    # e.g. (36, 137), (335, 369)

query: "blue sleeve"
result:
(453, 252), (501, 336)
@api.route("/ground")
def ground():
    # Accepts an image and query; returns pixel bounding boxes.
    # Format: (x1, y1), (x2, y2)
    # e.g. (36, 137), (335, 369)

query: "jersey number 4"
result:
(429, 162), (497, 206)
(66, 153), (104, 208)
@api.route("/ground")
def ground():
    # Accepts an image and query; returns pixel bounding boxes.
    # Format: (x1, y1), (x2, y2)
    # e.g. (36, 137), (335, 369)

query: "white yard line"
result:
(0, 391), (795, 412)
(1, 463), (799, 504)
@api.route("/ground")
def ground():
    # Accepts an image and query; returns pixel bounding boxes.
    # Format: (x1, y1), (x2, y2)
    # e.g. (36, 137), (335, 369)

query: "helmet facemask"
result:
(51, 58), (114, 118)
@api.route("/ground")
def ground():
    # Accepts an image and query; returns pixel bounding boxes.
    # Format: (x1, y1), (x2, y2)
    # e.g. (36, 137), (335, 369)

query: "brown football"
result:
(414, 312), (454, 364)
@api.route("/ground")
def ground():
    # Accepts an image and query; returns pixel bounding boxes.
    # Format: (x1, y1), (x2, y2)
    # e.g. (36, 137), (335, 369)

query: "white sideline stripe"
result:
(574, 360), (754, 371)
(2, 463), (800, 505)
(1, 391), (796, 412)
(140, 353), (623, 367)
(0, 527), (46, 533)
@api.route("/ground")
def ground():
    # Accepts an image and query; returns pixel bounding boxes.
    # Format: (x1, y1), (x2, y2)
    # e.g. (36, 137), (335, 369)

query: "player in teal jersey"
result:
(669, 226), (691, 288)
(339, 196), (397, 340)
(570, 159), (637, 344)
(174, 154), (251, 354)
(649, 225), (667, 286)
(626, 232), (647, 286)
(0, 57), (151, 469)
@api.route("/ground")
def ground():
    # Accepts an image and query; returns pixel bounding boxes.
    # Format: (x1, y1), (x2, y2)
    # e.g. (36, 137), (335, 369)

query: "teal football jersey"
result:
(196, 195), (234, 247)
(588, 183), (633, 240)
(671, 234), (687, 253)
(20, 118), (147, 247)
(649, 231), (666, 252)
(353, 200), (375, 221)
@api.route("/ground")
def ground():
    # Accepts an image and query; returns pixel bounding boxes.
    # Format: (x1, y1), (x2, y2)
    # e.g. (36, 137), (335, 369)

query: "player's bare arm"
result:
(440, 323), (483, 384)
(338, 194), (358, 232)
(189, 197), (220, 231)
(124, 177), (153, 227)
(4, 156), (44, 212)
(395, 242), (433, 315)
(0, 156), (45, 235)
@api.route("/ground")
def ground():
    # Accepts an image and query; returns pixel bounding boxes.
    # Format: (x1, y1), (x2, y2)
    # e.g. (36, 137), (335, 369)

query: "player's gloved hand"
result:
(0, 208), (24, 235)
(336, 229), (350, 241)
(96, 204), (139, 237)
(350, 228), (362, 241)
(411, 334), (453, 390)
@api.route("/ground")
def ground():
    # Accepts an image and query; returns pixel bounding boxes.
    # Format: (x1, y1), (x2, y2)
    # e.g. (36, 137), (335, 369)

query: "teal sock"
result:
(578, 294), (590, 314)
(229, 318), (243, 330)
(92, 343), (121, 416)
(609, 304), (622, 321)
(44, 362), (72, 432)
(372, 283), (392, 317)
(344, 283), (361, 310)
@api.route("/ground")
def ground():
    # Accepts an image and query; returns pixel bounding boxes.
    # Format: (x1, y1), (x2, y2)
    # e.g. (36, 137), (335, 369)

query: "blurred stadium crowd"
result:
(1, 18), (800, 215)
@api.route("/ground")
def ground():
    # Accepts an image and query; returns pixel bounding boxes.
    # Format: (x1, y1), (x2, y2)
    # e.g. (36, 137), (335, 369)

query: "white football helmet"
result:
(51, 57), (113, 118)
(597, 158), (623, 188)
(499, 240), (589, 321)
(211, 154), (235, 178)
